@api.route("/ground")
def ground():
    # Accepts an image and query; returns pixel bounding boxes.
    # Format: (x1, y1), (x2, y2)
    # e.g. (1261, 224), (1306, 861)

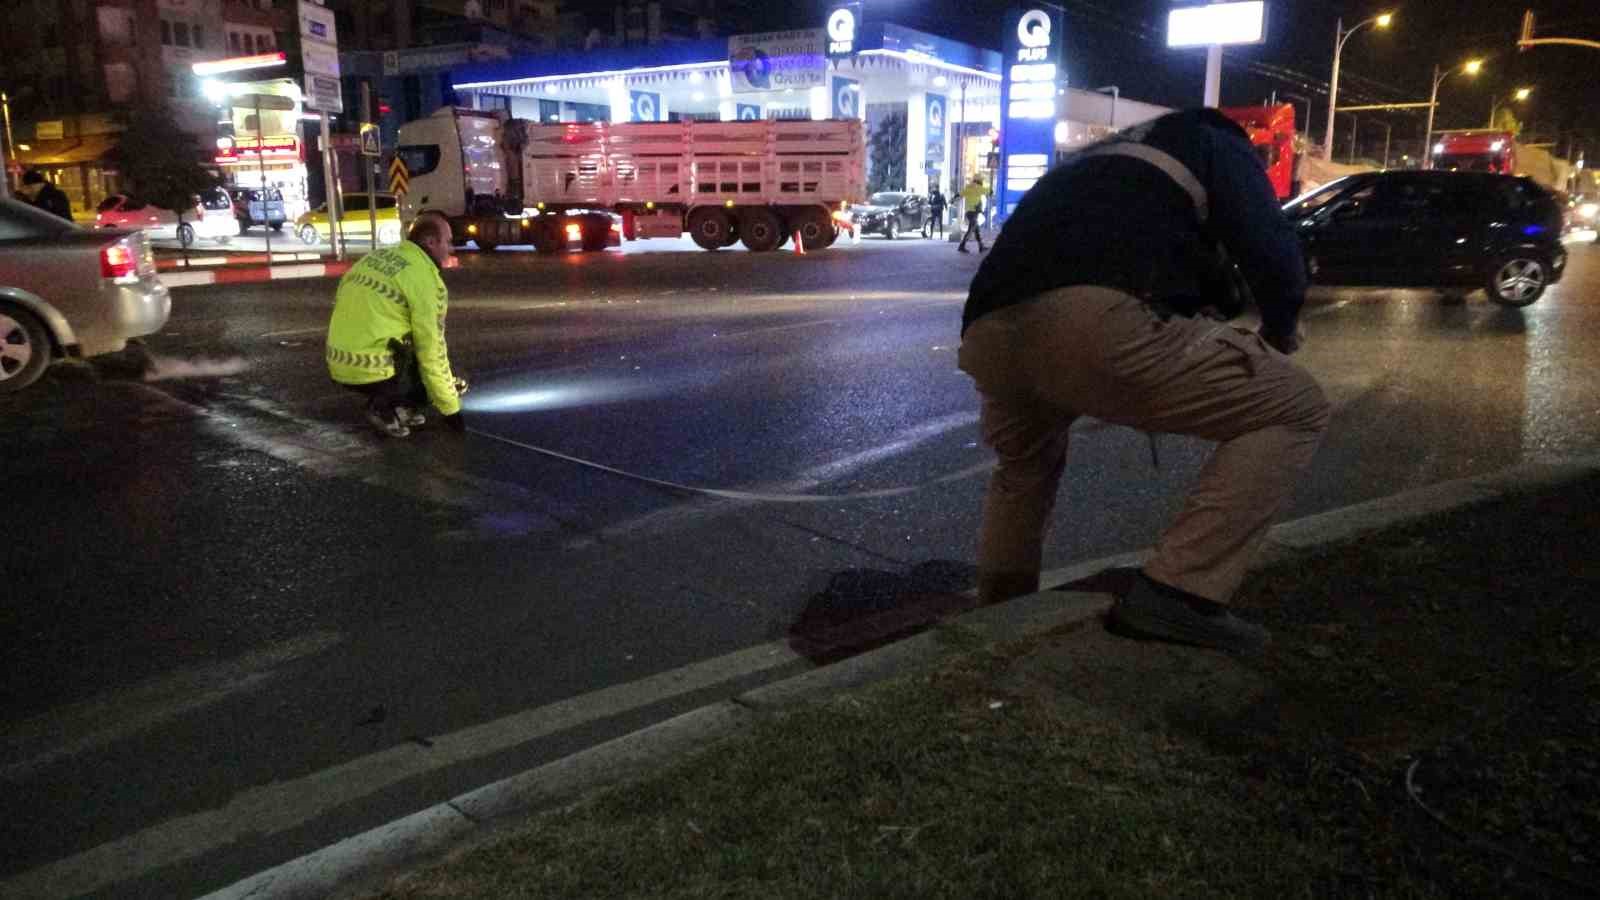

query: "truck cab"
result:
(1431, 131), (1516, 174)
(1220, 104), (1298, 200)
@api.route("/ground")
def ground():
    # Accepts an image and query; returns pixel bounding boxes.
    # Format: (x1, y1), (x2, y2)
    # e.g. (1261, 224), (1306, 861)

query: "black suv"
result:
(1284, 171), (1566, 306)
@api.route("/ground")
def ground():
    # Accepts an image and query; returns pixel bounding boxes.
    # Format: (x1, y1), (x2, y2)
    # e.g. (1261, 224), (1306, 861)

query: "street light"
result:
(1487, 86), (1533, 129)
(1324, 11), (1394, 160)
(1423, 58), (1484, 170)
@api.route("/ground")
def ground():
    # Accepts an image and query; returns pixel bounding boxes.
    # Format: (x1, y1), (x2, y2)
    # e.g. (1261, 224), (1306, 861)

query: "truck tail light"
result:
(565, 223), (582, 241)
(101, 240), (139, 282)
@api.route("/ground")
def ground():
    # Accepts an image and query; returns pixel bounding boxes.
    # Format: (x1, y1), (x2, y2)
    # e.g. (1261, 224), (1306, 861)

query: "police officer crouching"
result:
(326, 210), (467, 438)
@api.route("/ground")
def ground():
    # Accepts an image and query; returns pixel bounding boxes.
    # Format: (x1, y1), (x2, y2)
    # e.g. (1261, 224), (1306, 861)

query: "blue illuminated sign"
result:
(997, 4), (1064, 222)
(832, 76), (860, 119)
(629, 90), (660, 122)
(926, 92), (946, 164)
(736, 103), (762, 121)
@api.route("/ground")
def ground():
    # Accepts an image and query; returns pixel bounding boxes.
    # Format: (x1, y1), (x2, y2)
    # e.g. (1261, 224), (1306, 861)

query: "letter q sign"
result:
(1017, 9), (1052, 49)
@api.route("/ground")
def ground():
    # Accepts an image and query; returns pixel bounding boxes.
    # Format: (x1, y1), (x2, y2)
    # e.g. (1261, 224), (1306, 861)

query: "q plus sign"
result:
(1016, 9), (1052, 59)
(827, 2), (861, 58)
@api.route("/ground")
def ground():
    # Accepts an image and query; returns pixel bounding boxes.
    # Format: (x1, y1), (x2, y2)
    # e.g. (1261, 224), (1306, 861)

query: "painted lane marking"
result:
(2, 631), (345, 783)
(0, 641), (805, 899)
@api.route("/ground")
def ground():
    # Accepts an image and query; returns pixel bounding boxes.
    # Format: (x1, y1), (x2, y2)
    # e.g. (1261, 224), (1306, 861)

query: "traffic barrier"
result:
(793, 230), (805, 255)
(160, 261), (354, 289)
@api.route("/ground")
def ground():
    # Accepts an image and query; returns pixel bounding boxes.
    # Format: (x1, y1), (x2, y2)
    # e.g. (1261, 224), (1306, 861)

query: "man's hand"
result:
(1259, 323), (1304, 355)
(442, 412), (467, 433)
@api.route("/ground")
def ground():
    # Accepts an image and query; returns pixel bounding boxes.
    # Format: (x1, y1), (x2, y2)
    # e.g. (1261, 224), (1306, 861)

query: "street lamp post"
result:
(1324, 12), (1393, 161)
(1487, 87), (1532, 129)
(1423, 59), (1483, 170)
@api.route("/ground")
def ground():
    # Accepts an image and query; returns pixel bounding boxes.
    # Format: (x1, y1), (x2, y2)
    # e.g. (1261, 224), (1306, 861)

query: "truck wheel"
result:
(793, 211), (832, 251)
(0, 301), (52, 395)
(739, 208), (783, 252)
(688, 208), (732, 251)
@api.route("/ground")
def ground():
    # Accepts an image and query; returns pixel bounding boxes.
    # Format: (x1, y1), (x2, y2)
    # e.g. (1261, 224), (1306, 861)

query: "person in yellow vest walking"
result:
(327, 211), (467, 438)
(956, 174), (992, 253)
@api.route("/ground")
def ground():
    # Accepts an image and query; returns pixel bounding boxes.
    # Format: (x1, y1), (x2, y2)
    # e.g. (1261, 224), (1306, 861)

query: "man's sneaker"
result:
(365, 408), (411, 438)
(957, 245), (970, 253)
(1109, 575), (1269, 654)
(394, 406), (426, 427)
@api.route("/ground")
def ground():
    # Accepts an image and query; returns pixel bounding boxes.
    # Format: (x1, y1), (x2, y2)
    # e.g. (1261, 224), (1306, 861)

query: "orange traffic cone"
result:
(793, 230), (805, 255)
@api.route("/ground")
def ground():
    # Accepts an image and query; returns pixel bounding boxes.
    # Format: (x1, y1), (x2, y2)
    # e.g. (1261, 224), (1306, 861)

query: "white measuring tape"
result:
(467, 426), (994, 504)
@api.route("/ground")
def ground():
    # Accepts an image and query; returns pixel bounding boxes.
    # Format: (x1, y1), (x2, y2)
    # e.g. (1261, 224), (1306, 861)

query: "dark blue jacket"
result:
(962, 109), (1305, 340)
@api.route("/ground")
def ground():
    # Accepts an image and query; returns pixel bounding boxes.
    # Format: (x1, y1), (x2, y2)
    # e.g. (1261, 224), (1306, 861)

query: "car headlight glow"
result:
(1580, 202), (1598, 219)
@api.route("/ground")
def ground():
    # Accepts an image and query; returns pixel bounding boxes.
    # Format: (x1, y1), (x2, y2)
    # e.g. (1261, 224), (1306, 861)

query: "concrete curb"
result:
(202, 455), (1600, 900)
(161, 262), (353, 289)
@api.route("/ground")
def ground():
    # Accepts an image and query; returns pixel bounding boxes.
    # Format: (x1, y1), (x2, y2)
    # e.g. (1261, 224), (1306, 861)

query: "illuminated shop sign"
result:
(826, 3), (861, 59)
(997, 3), (1063, 220)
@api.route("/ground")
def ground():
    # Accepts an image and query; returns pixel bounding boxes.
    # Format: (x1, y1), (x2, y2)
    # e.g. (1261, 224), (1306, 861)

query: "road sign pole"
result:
(257, 96), (272, 263)
(320, 111), (345, 261)
(362, 81), (377, 253)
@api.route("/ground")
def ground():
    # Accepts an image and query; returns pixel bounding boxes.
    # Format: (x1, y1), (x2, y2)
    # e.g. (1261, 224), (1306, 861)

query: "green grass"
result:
(371, 475), (1600, 899)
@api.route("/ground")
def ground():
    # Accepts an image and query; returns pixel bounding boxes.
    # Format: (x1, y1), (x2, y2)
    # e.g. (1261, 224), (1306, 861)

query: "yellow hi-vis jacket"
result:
(960, 181), (991, 210)
(326, 240), (461, 416)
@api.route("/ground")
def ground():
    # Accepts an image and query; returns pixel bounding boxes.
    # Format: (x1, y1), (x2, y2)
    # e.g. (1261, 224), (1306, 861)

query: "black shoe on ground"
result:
(1109, 574), (1269, 654)
(957, 245), (970, 253)
(365, 407), (411, 438)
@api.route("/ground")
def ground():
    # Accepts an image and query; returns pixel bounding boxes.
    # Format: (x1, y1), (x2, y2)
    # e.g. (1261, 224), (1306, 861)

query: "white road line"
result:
(0, 641), (805, 900)
(259, 327), (325, 339)
(714, 318), (844, 338)
(2, 630), (344, 783)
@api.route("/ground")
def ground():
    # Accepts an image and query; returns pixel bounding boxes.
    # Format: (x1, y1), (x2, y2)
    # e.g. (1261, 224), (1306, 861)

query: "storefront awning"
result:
(13, 134), (120, 166)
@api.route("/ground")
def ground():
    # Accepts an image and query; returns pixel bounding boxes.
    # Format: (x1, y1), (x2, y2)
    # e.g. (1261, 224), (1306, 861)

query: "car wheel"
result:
(0, 301), (51, 394)
(1486, 255), (1548, 307)
(298, 225), (320, 245)
(177, 223), (195, 248)
(270, 222), (284, 233)
(885, 219), (898, 240)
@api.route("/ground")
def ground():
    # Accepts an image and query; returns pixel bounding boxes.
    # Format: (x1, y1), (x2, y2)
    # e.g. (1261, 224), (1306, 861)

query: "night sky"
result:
(771, 0), (1600, 159)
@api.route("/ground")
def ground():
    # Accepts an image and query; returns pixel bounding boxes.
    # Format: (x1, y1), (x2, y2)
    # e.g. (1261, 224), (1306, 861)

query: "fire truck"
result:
(395, 107), (865, 253)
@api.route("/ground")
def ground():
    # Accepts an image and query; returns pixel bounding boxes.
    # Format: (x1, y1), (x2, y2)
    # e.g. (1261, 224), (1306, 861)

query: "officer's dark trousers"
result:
(343, 339), (427, 415)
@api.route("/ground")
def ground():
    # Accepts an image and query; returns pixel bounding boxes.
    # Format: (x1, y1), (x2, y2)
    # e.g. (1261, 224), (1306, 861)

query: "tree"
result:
(1491, 107), (1523, 137)
(867, 111), (907, 194)
(114, 106), (219, 253)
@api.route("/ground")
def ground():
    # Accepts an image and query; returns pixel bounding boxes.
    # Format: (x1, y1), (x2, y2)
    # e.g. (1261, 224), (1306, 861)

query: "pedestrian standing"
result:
(327, 211), (468, 438)
(924, 186), (947, 239)
(957, 109), (1330, 653)
(19, 170), (73, 221)
(956, 174), (990, 253)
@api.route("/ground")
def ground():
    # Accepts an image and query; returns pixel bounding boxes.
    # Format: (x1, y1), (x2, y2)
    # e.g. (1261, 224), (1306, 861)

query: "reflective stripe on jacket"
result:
(326, 241), (461, 416)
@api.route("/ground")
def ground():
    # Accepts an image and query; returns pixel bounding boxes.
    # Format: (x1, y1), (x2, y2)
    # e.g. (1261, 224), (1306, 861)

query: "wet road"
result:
(3, 233), (1598, 897)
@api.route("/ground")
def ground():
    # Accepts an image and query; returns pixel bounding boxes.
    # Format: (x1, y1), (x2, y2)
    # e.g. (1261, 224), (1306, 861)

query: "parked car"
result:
(0, 198), (170, 393)
(1284, 171), (1566, 307)
(848, 191), (927, 239)
(229, 187), (287, 233)
(94, 192), (233, 247)
(295, 193), (403, 246)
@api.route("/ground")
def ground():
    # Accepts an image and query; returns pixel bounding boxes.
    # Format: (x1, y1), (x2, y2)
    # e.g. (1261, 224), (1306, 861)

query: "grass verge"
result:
(369, 475), (1600, 899)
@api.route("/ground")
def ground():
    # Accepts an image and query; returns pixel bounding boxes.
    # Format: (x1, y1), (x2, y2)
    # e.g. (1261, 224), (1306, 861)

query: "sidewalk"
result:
(217, 460), (1600, 900)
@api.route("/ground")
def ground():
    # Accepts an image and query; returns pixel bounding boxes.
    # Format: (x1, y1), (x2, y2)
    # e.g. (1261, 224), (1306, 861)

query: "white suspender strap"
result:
(1076, 141), (1209, 225)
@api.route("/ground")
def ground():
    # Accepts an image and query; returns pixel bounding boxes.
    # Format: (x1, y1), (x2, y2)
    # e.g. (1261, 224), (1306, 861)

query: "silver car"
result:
(0, 198), (170, 393)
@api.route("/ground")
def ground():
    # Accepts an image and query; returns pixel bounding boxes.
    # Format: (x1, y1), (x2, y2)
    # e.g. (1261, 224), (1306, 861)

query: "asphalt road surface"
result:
(4, 232), (1598, 898)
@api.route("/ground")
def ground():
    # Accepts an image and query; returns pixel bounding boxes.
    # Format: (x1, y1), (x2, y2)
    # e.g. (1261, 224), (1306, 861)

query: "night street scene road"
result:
(3, 0), (1599, 897)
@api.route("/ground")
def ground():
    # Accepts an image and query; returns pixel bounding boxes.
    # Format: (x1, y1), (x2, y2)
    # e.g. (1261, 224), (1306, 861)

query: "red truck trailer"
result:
(1220, 104), (1298, 200)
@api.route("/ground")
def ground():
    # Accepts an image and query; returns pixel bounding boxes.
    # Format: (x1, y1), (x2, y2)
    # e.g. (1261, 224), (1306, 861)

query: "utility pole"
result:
(361, 80), (377, 253)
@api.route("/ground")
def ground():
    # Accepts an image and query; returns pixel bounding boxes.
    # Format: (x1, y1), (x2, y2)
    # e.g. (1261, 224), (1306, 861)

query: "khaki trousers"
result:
(958, 286), (1330, 604)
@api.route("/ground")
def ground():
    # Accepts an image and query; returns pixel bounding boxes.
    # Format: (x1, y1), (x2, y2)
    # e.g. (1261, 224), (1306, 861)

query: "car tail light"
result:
(610, 222), (621, 232)
(565, 223), (582, 241)
(101, 241), (139, 282)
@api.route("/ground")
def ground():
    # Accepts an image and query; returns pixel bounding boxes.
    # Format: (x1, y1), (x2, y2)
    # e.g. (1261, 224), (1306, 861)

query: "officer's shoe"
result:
(365, 408), (411, 438)
(394, 406), (427, 427)
(1110, 574), (1269, 654)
